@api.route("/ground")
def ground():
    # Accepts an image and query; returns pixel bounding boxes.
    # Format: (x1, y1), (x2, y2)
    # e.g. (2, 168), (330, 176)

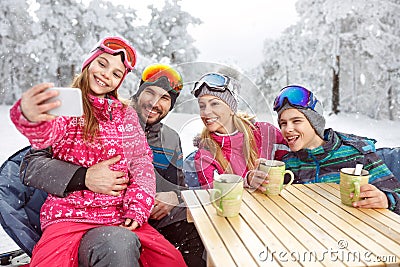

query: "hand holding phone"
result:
(45, 87), (83, 117)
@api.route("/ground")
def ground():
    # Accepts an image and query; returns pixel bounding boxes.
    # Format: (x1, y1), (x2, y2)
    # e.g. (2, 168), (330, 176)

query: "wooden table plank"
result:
(280, 186), (377, 266)
(227, 209), (281, 267)
(326, 183), (400, 222)
(291, 184), (400, 257)
(311, 183), (400, 240)
(181, 190), (236, 267)
(268, 188), (370, 266)
(195, 190), (260, 267)
(250, 190), (351, 267)
(319, 183), (400, 233)
(239, 195), (301, 267)
(242, 190), (324, 267)
(183, 184), (400, 267)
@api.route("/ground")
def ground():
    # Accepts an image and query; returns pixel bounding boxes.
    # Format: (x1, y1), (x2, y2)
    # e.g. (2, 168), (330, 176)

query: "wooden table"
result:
(182, 183), (400, 267)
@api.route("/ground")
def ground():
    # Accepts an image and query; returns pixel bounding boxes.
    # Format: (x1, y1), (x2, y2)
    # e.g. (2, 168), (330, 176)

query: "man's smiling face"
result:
(136, 86), (171, 125)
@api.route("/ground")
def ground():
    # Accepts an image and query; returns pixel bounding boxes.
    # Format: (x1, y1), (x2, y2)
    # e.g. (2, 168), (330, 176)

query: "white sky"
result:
(126, 0), (299, 70)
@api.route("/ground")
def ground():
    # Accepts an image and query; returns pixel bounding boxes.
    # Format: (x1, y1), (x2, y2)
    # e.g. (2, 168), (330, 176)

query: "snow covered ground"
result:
(1, 104), (399, 262)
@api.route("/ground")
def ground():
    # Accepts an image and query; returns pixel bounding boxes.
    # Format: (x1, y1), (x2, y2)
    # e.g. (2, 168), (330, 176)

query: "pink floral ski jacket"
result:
(10, 95), (155, 229)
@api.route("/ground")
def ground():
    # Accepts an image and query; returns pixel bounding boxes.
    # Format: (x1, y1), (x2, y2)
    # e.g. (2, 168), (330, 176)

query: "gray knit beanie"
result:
(194, 75), (240, 113)
(196, 86), (238, 112)
(278, 102), (326, 139)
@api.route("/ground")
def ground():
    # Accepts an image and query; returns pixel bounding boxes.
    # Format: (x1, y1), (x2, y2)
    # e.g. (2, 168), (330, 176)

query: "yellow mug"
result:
(258, 159), (294, 195)
(340, 167), (370, 206)
(210, 174), (243, 217)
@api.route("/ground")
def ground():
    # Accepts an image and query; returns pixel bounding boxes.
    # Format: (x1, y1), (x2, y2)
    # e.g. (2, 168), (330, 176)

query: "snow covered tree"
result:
(256, 0), (400, 120)
(0, 0), (200, 102)
(30, 0), (84, 85)
(0, 0), (36, 104)
(133, 0), (201, 65)
(78, 0), (140, 98)
(255, 22), (330, 113)
(124, 0), (202, 104)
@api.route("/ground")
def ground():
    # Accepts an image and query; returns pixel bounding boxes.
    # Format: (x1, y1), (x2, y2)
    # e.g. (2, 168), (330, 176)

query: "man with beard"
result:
(21, 64), (205, 266)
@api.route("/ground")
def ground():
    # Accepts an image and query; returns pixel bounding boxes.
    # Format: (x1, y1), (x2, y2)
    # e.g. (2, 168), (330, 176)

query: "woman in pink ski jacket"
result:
(191, 72), (289, 188)
(10, 36), (186, 267)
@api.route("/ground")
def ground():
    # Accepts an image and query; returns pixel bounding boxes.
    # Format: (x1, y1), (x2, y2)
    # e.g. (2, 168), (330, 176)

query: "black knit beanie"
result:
(135, 76), (179, 110)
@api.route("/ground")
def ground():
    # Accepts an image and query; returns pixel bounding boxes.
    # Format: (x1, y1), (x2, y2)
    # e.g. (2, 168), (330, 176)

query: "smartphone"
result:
(45, 87), (83, 117)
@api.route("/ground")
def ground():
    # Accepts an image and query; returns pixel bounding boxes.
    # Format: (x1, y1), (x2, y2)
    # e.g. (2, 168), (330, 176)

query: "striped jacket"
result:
(143, 122), (185, 191)
(283, 128), (400, 214)
(143, 121), (188, 228)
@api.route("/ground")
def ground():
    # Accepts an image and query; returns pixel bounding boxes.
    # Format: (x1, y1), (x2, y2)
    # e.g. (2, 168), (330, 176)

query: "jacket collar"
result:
(89, 94), (122, 121)
(293, 128), (340, 162)
(209, 131), (242, 149)
(144, 121), (162, 136)
(89, 94), (121, 108)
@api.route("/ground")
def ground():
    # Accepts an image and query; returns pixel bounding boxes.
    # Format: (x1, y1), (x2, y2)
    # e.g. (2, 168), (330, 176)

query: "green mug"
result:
(340, 167), (370, 206)
(210, 174), (243, 217)
(258, 159), (294, 196)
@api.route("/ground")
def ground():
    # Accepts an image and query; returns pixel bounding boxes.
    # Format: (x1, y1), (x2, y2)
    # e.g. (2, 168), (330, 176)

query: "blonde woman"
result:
(191, 73), (288, 188)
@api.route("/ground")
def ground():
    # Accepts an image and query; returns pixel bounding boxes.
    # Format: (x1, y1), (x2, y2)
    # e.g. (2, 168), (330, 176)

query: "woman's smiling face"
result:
(198, 95), (235, 134)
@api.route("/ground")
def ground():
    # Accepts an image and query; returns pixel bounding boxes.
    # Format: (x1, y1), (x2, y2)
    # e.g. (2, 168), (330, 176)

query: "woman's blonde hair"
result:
(71, 67), (123, 142)
(200, 111), (259, 173)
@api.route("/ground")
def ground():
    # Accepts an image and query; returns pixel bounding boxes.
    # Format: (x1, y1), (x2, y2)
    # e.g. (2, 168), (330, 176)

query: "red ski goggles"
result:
(141, 64), (183, 94)
(95, 36), (136, 72)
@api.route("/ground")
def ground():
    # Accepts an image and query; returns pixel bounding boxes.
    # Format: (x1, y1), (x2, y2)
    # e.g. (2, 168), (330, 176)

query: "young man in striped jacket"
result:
(248, 85), (400, 214)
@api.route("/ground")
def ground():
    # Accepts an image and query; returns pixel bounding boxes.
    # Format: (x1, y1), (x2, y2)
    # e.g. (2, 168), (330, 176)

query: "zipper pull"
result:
(107, 98), (113, 121)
